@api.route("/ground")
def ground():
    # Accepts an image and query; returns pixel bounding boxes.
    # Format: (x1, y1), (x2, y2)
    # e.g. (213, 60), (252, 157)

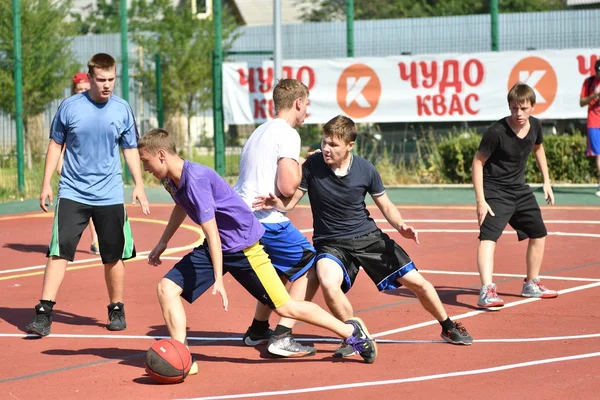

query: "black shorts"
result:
(314, 229), (417, 293)
(479, 185), (547, 242)
(47, 198), (136, 263)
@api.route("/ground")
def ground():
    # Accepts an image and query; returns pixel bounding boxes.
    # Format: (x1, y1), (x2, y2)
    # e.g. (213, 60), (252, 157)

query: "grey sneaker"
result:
(344, 317), (377, 364)
(333, 342), (357, 358)
(477, 284), (504, 309)
(25, 304), (53, 337)
(441, 321), (473, 345)
(242, 327), (273, 346)
(267, 332), (317, 357)
(521, 278), (558, 298)
(107, 302), (126, 331)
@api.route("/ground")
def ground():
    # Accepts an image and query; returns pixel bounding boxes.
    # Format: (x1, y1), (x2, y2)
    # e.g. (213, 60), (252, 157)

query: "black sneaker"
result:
(25, 304), (53, 337)
(344, 317), (377, 364)
(333, 341), (358, 358)
(107, 302), (126, 331)
(441, 321), (473, 345)
(242, 327), (274, 346)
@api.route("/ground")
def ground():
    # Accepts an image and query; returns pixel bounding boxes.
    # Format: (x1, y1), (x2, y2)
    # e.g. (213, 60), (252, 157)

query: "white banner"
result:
(223, 49), (600, 124)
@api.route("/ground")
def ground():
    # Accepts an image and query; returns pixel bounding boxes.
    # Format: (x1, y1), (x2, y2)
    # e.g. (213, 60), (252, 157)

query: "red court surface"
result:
(1, 204), (599, 400)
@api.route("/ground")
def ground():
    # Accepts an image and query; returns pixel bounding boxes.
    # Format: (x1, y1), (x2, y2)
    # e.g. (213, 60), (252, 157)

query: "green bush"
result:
(525, 133), (596, 183)
(432, 130), (597, 184)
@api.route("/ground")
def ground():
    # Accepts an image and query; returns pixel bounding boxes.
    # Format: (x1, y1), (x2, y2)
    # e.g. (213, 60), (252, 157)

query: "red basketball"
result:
(145, 338), (193, 384)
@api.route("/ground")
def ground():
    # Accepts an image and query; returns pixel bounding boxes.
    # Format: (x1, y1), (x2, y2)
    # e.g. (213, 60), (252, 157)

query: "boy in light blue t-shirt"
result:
(25, 53), (149, 337)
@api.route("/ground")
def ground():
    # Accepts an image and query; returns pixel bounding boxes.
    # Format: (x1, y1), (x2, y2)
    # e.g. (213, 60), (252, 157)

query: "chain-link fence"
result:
(2, 5), (600, 199)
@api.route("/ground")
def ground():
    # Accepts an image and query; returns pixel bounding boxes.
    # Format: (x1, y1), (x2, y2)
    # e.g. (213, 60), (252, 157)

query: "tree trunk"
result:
(187, 115), (193, 159)
(25, 113), (47, 168)
(164, 113), (187, 155)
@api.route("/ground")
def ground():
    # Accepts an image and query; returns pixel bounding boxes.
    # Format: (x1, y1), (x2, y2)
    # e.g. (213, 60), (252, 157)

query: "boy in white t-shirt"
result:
(234, 79), (317, 357)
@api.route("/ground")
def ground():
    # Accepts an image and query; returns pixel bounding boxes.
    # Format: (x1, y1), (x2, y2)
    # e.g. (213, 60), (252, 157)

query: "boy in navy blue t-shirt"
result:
(254, 115), (473, 356)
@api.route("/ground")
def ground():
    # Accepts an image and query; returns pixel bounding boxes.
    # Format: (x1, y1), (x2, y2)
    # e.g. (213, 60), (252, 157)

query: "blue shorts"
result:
(164, 241), (290, 308)
(586, 128), (600, 156)
(259, 221), (315, 282)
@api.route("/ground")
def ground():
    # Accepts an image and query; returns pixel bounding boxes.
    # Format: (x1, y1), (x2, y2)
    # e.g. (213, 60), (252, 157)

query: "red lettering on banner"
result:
(238, 68), (255, 93)
(416, 94), (479, 116)
(439, 60), (462, 94)
(238, 66), (316, 94)
(296, 66), (315, 90)
(419, 61), (437, 89)
(416, 95), (432, 116)
(253, 98), (266, 119)
(399, 62), (418, 88)
(256, 67), (273, 93)
(577, 55), (600, 76)
(463, 59), (484, 87)
(465, 94), (479, 114)
(253, 99), (275, 119)
(401, 59), (483, 91)
(448, 94), (463, 115)
(432, 95), (447, 115)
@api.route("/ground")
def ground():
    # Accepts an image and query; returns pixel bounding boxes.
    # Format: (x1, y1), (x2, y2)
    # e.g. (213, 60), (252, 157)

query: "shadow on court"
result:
(3, 243), (48, 254)
(0, 307), (105, 333)
(3, 242), (98, 257)
(383, 286), (524, 311)
(43, 347), (147, 369)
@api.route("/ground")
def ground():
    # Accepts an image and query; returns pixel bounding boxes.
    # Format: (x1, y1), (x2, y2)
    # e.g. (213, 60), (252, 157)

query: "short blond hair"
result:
(273, 79), (309, 114)
(138, 128), (178, 155)
(322, 115), (357, 144)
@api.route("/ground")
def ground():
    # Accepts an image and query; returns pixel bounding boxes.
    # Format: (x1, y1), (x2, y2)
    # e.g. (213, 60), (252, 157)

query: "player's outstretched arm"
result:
(123, 147), (150, 215)
(373, 192), (419, 244)
(533, 144), (555, 206)
(253, 188), (305, 212)
(199, 217), (228, 311)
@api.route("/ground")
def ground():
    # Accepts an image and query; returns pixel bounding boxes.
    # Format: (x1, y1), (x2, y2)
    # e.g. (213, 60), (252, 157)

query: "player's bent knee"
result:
(157, 278), (182, 301)
(399, 271), (430, 294)
(273, 300), (299, 320)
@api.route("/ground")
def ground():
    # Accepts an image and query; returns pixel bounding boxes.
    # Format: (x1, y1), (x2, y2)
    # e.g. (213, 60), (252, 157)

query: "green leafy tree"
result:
(134, 0), (238, 157)
(296, 0), (566, 22)
(0, 0), (80, 166)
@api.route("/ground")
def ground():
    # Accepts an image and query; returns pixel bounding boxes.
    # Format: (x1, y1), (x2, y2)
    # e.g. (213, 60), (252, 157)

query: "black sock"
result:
(250, 318), (270, 333)
(273, 324), (292, 336)
(38, 300), (56, 313)
(440, 318), (454, 332)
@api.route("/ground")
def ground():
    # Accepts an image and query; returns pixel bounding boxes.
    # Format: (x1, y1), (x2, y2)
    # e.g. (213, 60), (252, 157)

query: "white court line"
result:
(298, 228), (600, 238)
(0, 248), (194, 275)
(417, 270), (600, 282)
(3, 282), (599, 342)
(373, 280), (600, 338)
(2, 218), (597, 275)
(175, 352), (600, 400)
(376, 219), (600, 224)
(2, 332), (600, 344)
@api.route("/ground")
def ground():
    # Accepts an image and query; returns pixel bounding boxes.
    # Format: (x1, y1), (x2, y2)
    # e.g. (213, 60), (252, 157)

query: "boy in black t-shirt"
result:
(254, 115), (474, 356)
(472, 83), (558, 309)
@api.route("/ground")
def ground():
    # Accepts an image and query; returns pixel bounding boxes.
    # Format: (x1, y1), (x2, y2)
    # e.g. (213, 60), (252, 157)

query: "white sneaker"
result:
(477, 283), (504, 308)
(521, 278), (558, 298)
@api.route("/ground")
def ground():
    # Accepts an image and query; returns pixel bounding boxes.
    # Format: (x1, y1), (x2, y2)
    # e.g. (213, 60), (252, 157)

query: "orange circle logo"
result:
(336, 64), (382, 119)
(508, 57), (557, 114)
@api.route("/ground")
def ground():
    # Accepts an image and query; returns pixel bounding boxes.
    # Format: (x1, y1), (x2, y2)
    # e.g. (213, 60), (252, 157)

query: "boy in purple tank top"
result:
(137, 128), (379, 373)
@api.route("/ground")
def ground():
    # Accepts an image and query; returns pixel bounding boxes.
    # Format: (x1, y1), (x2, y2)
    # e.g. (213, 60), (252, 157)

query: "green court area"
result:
(1, 185), (598, 216)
